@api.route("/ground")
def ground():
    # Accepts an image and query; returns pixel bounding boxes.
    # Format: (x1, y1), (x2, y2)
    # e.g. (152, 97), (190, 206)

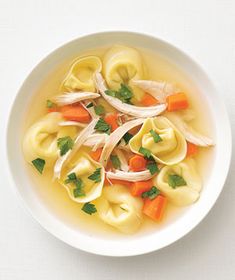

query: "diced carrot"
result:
(141, 93), (159, 106)
(128, 125), (141, 135)
(186, 142), (198, 157)
(48, 107), (59, 113)
(143, 195), (167, 221)
(104, 113), (119, 131)
(61, 104), (91, 123)
(104, 177), (131, 187)
(90, 148), (103, 161)
(130, 180), (153, 196)
(129, 155), (147, 172)
(167, 93), (189, 112)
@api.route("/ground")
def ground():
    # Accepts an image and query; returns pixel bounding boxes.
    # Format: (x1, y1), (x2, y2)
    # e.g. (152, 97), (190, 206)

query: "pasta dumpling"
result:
(103, 45), (146, 101)
(59, 152), (105, 203)
(23, 112), (77, 166)
(62, 55), (102, 92)
(155, 158), (202, 206)
(129, 116), (187, 165)
(95, 184), (143, 233)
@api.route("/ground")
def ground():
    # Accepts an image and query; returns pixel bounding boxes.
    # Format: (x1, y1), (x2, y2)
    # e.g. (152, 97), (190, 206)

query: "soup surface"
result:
(22, 45), (215, 237)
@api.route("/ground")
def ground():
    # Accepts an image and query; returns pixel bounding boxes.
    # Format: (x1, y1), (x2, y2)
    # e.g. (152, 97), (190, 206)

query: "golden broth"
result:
(22, 46), (215, 238)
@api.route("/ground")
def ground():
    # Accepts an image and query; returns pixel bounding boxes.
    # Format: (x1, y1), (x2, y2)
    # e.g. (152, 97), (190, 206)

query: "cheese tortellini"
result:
(62, 55), (102, 92)
(23, 112), (77, 166)
(129, 116), (187, 165)
(95, 185), (143, 234)
(155, 159), (202, 206)
(103, 45), (146, 101)
(60, 152), (105, 203)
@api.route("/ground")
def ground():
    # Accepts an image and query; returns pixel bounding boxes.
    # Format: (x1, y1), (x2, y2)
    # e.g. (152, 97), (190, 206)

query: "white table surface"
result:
(0, 0), (234, 279)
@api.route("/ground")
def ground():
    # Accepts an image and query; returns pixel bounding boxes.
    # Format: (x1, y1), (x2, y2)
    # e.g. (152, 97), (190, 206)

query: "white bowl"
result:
(6, 31), (232, 257)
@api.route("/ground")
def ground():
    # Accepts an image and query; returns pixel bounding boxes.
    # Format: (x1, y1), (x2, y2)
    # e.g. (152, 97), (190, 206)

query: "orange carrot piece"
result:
(143, 195), (167, 221)
(61, 104), (91, 123)
(167, 93), (189, 112)
(90, 148), (103, 161)
(141, 93), (159, 106)
(130, 180), (153, 196)
(128, 125), (141, 135)
(186, 142), (198, 157)
(129, 155), (147, 172)
(104, 177), (131, 187)
(104, 113), (119, 132)
(48, 107), (59, 113)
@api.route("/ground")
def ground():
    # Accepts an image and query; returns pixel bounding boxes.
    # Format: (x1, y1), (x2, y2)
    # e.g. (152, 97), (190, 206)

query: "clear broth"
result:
(22, 46), (215, 238)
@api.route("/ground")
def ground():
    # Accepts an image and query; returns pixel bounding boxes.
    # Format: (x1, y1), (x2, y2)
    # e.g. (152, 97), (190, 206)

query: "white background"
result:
(0, 0), (234, 279)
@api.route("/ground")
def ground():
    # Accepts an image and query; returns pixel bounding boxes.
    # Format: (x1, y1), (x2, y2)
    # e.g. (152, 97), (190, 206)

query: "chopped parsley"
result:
(88, 168), (102, 183)
(57, 136), (74, 156)
(142, 186), (160, 200)
(82, 202), (97, 215)
(86, 102), (94, 108)
(123, 132), (133, 144)
(46, 99), (56, 108)
(139, 147), (152, 159)
(105, 83), (133, 104)
(147, 161), (159, 175)
(94, 105), (105, 116)
(150, 129), (162, 143)
(110, 155), (121, 169)
(64, 172), (85, 198)
(94, 118), (111, 134)
(168, 174), (187, 189)
(31, 158), (45, 174)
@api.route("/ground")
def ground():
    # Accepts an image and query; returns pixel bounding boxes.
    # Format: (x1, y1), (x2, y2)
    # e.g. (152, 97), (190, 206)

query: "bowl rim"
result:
(5, 31), (232, 257)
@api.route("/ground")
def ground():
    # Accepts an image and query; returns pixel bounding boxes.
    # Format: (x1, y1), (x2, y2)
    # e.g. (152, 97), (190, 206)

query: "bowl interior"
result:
(6, 32), (231, 256)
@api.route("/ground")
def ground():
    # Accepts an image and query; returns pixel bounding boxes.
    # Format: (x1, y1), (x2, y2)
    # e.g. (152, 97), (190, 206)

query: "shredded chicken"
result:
(106, 170), (153, 182)
(52, 92), (100, 106)
(83, 133), (109, 150)
(94, 72), (167, 117)
(54, 118), (98, 178)
(58, 121), (87, 128)
(133, 80), (177, 103)
(80, 101), (97, 119)
(100, 118), (145, 167)
(165, 112), (214, 146)
(115, 149), (129, 172)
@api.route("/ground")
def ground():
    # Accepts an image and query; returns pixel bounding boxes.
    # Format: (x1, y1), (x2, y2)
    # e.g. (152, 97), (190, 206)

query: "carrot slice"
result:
(129, 155), (147, 172)
(48, 107), (59, 113)
(143, 195), (167, 221)
(130, 180), (153, 196)
(141, 93), (159, 106)
(167, 93), (189, 112)
(186, 142), (198, 157)
(61, 104), (91, 123)
(104, 113), (119, 132)
(104, 177), (131, 187)
(90, 148), (103, 161)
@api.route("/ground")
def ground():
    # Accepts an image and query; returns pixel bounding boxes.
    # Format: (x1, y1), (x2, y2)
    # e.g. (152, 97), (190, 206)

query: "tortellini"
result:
(155, 159), (202, 206)
(62, 55), (102, 92)
(95, 184), (143, 234)
(129, 116), (187, 165)
(23, 112), (77, 166)
(60, 152), (105, 203)
(103, 45), (146, 101)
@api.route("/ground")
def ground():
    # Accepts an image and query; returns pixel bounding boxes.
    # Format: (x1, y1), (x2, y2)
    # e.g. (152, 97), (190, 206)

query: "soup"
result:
(22, 45), (214, 236)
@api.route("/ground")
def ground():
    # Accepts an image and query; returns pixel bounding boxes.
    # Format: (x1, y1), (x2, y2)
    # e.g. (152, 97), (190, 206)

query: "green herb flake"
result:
(64, 173), (85, 197)
(105, 84), (133, 104)
(86, 102), (94, 108)
(46, 99), (56, 108)
(31, 158), (45, 174)
(139, 147), (152, 159)
(81, 202), (97, 215)
(110, 155), (121, 169)
(94, 118), (111, 135)
(142, 186), (160, 200)
(57, 136), (74, 156)
(94, 105), (105, 116)
(150, 129), (162, 143)
(64, 172), (77, 184)
(147, 162), (160, 175)
(88, 168), (102, 183)
(123, 132), (133, 144)
(168, 174), (187, 189)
